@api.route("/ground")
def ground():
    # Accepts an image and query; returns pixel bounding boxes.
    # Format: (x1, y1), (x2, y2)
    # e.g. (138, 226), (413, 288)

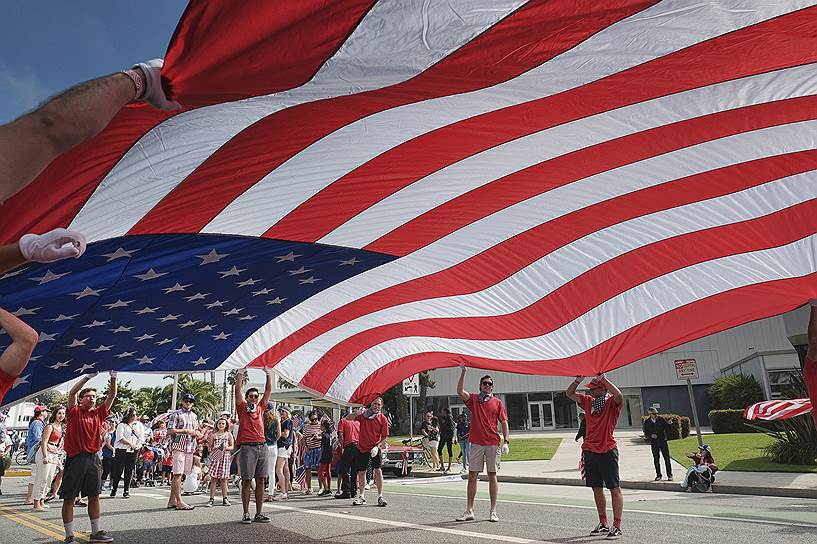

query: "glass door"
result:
(527, 401), (555, 430)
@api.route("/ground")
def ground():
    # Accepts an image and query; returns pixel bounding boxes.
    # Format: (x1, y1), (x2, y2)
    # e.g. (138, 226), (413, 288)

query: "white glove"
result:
(19, 228), (86, 263)
(109, 370), (118, 379)
(134, 59), (181, 111)
(501, 442), (509, 455)
(264, 367), (275, 377)
(370, 446), (379, 458)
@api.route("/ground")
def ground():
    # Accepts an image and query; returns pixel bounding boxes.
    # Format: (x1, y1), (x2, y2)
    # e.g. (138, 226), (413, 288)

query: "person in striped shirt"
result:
(166, 393), (202, 511)
(302, 411), (323, 494)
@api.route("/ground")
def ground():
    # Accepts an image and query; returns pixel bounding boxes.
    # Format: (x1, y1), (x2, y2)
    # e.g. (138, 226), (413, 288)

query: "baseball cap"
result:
(182, 393), (196, 402)
(277, 405), (290, 414)
(266, 401), (274, 411)
(587, 377), (604, 389)
(647, 407), (658, 414)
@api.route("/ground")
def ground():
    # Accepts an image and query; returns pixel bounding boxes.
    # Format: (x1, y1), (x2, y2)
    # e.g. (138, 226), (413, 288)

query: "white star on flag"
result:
(38, 332), (56, 342)
(205, 300), (226, 308)
(339, 257), (360, 266)
(12, 374), (30, 388)
(266, 297), (286, 305)
(178, 320), (199, 328)
(159, 314), (181, 322)
(133, 268), (167, 281)
(109, 326), (133, 333)
(115, 351), (136, 359)
(251, 288), (272, 296)
(174, 344), (194, 354)
(70, 286), (104, 299)
(275, 252), (301, 262)
(156, 338), (175, 346)
(196, 249), (229, 265)
(218, 266), (246, 278)
(222, 308), (243, 316)
(100, 248), (138, 261)
(184, 292), (209, 301)
(298, 276), (319, 284)
(135, 333), (156, 341)
(239, 315), (256, 320)
(12, 307), (41, 316)
(48, 361), (70, 370)
(82, 320), (109, 328)
(192, 356), (210, 366)
(103, 299), (134, 309)
(196, 324), (215, 332)
(67, 338), (89, 347)
(92, 345), (113, 352)
(288, 266), (311, 276)
(162, 283), (191, 293)
(236, 278), (260, 287)
(47, 314), (78, 322)
(212, 332), (230, 340)
(29, 270), (70, 284)
(134, 306), (159, 314)
(137, 355), (155, 365)
(1, 267), (28, 279)
(75, 363), (96, 373)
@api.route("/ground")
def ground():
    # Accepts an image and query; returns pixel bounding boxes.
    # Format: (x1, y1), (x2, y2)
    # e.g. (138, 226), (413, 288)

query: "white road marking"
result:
(267, 502), (553, 543)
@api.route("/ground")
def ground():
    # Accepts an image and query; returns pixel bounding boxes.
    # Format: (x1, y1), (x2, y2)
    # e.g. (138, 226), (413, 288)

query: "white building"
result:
(419, 311), (804, 431)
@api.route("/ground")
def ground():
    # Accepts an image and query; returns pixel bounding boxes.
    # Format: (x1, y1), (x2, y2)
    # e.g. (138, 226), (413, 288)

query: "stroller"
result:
(681, 444), (718, 493)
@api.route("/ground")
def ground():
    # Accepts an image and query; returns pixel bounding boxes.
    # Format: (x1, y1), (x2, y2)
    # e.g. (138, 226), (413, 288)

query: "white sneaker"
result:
(456, 510), (475, 522)
(489, 511), (499, 522)
(352, 497), (367, 506)
(272, 493), (288, 501)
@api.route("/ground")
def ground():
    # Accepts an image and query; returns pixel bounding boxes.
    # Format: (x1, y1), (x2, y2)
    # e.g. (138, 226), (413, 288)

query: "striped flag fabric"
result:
(2, 1), (817, 407)
(743, 399), (813, 421)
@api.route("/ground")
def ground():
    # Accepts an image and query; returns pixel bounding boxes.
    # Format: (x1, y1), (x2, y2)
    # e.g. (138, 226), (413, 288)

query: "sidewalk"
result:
(414, 430), (817, 499)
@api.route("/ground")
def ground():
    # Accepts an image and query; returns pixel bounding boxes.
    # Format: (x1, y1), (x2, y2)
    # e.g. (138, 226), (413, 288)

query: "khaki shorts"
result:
(172, 450), (194, 476)
(469, 443), (500, 473)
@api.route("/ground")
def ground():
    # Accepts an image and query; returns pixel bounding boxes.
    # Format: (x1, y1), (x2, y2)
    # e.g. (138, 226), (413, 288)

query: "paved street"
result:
(1, 475), (816, 543)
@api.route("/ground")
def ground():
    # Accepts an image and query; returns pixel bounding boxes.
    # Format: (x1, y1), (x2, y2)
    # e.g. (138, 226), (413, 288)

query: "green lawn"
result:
(668, 433), (817, 473)
(387, 436), (561, 462)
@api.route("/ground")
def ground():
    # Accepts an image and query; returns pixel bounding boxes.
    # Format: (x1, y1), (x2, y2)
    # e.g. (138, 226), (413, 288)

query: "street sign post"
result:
(674, 359), (703, 447)
(403, 374), (419, 441)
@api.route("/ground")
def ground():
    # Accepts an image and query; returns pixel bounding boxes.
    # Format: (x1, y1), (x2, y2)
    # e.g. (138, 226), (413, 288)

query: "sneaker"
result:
(206, 498), (214, 508)
(254, 513), (271, 523)
(455, 510), (475, 522)
(109, 490), (116, 498)
(667, 475), (673, 481)
(122, 492), (130, 499)
(242, 512), (252, 524)
(590, 523), (610, 536)
(364, 483), (371, 490)
(44, 493), (55, 502)
(377, 496), (388, 507)
(304, 488), (312, 495)
(272, 493), (288, 501)
(334, 493), (350, 499)
(352, 497), (367, 506)
(489, 511), (499, 522)
(606, 527), (622, 540)
(654, 475), (662, 481)
(65, 537), (74, 543)
(89, 531), (114, 543)
(223, 498), (232, 506)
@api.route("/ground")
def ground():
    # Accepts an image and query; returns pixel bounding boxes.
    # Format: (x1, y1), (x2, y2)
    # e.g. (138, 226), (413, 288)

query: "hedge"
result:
(641, 413), (690, 440)
(709, 409), (753, 433)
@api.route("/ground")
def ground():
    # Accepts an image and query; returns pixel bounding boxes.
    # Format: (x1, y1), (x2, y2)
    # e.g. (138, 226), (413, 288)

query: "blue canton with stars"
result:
(0, 234), (395, 406)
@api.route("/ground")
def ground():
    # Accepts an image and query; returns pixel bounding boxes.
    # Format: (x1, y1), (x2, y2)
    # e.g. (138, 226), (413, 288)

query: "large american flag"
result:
(2, 0), (817, 407)
(744, 399), (813, 421)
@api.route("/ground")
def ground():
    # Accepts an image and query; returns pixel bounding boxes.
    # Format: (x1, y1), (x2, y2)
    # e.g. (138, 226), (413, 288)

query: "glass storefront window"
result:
(553, 391), (579, 429)
(505, 393), (529, 431)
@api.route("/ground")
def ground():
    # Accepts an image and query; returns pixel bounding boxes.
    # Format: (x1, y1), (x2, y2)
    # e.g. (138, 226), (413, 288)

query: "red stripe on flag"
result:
(349, 273), (817, 404)
(300, 197), (817, 394)
(252, 137), (815, 374)
(162, 0), (376, 107)
(264, 7), (817, 245)
(129, 0), (655, 236)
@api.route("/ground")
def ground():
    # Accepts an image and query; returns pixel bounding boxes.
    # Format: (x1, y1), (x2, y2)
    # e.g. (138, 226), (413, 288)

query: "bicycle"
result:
(13, 446), (29, 466)
(401, 437), (433, 468)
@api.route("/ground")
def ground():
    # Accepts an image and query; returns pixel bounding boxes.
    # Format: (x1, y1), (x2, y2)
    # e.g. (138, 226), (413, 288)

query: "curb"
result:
(3, 470), (31, 477)
(409, 470), (817, 499)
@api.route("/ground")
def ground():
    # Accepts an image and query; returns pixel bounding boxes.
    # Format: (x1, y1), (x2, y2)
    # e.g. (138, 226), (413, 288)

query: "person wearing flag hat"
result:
(566, 374), (624, 540)
(166, 392), (202, 511)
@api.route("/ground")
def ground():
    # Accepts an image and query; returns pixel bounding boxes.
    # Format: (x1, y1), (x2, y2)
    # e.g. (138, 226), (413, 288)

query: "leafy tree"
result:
(708, 373), (763, 410)
(164, 375), (222, 419)
(132, 386), (170, 418)
(38, 389), (68, 409)
(101, 380), (136, 416)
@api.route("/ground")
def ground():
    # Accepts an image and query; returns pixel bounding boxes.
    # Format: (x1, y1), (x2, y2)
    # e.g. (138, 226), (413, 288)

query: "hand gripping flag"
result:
(3, 1), (817, 407)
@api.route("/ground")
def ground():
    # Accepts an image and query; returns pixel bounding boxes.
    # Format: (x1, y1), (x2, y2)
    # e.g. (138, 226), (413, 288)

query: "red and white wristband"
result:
(121, 68), (145, 100)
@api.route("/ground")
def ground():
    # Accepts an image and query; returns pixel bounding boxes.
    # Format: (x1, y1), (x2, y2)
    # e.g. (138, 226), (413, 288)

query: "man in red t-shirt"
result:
(567, 374), (624, 540)
(234, 368), (273, 525)
(455, 365), (509, 523)
(60, 370), (117, 544)
(336, 410), (361, 499)
(0, 307), (38, 405)
(352, 398), (389, 507)
(804, 300), (817, 430)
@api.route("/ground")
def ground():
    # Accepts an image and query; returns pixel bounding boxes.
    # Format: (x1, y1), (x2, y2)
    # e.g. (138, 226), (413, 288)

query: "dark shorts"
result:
(162, 465), (172, 475)
(59, 452), (102, 499)
(353, 446), (381, 472)
(584, 448), (620, 490)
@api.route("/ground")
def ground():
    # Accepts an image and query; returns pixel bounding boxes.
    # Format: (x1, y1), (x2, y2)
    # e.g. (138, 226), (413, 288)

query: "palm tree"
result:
(133, 386), (170, 418)
(168, 375), (222, 419)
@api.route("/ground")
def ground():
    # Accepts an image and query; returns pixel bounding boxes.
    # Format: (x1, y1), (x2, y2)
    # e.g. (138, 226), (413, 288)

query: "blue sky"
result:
(0, 1), (187, 123)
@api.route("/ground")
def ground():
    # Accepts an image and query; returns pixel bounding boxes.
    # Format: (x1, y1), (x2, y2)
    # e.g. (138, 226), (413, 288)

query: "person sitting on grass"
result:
(680, 444), (717, 490)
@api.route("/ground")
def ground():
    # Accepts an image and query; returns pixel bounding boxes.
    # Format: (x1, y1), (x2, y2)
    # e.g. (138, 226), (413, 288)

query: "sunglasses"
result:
(481, 381), (494, 387)
(247, 394), (259, 398)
